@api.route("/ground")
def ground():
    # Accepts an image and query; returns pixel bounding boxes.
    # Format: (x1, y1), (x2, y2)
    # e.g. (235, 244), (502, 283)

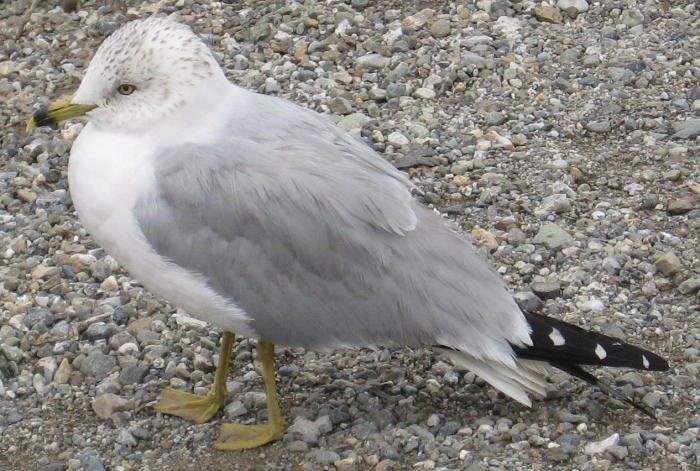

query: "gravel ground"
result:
(1, 0), (699, 470)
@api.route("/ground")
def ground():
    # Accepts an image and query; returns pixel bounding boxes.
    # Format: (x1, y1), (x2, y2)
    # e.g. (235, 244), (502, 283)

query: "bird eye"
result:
(117, 84), (136, 95)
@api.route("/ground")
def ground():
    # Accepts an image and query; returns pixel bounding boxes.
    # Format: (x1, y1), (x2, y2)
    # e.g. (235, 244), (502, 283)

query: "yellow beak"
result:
(26, 95), (97, 132)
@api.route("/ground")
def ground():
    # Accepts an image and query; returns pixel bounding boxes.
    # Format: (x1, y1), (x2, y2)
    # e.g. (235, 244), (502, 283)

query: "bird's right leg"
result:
(155, 330), (235, 424)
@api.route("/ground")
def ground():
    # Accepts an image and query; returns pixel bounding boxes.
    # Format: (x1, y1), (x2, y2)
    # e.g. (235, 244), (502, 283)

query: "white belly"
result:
(67, 125), (255, 337)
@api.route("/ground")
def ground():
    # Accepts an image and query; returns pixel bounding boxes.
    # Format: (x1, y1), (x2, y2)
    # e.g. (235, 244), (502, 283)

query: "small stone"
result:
(250, 20), (272, 43)
(38, 357), (58, 382)
(642, 391), (662, 408)
(533, 5), (564, 24)
(533, 224), (574, 249)
(557, 0), (588, 13)
(329, 97), (354, 115)
(514, 291), (544, 312)
(585, 120), (612, 133)
(430, 19), (451, 38)
(54, 358), (72, 384)
(287, 416), (320, 445)
(654, 251), (682, 276)
(620, 9), (645, 27)
(386, 83), (407, 98)
(83, 322), (116, 341)
(387, 132), (409, 146)
(61, 0), (78, 12)
(667, 198), (694, 215)
(80, 351), (117, 378)
(337, 113), (370, 132)
(608, 445), (629, 460)
(540, 194), (572, 214)
(16, 188), (37, 203)
(556, 412), (587, 423)
(461, 51), (486, 68)
(100, 275), (118, 291)
(413, 87), (436, 99)
(356, 53), (389, 70)
(118, 364), (148, 385)
(224, 400), (247, 417)
(453, 175), (470, 187)
(512, 134), (528, 146)
(585, 433), (619, 455)
(116, 429), (137, 446)
(316, 415), (333, 434)
(310, 449), (341, 466)
(471, 228), (498, 252)
(531, 281), (561, 300)
(32, 265), (60, 280)
(1, 345), (23, 362)
(678, 278), (700, 295)
(483, 111), (506, 126)
(616, 372), (644, 387)
(77, 448), (105, 471)
(92, 393), (128, 420)
(507, 228), (527, 245)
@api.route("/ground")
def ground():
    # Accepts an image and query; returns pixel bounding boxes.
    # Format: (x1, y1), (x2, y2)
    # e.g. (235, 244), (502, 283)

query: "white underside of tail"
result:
(436, 348), (552, 406)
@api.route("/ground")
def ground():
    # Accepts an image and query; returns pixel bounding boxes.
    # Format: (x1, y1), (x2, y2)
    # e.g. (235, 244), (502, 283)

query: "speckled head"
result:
(72, 17), (227, 132)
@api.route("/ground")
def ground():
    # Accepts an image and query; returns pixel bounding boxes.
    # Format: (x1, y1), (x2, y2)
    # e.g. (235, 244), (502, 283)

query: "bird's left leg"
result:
(214, 341), (285, 450)
(155, 330), (235, 423)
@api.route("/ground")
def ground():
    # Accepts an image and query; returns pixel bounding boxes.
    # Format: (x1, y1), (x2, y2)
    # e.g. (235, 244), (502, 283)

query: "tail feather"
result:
(437, 348), (551, 406)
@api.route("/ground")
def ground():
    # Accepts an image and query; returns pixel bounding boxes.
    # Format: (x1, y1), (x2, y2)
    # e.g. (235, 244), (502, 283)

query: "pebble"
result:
(667, 198), (694, 215)
(224, 400), (247, 417)
(386, 132), (409, 146)
(430, 19), (451, 38)
(79, 351), (117, 378)
(286, 416), (329, 445)
(77, 448), (105, 471)
(337, 113), (370, 132)
(533, 5), (564, 24)
(532, 224), (574, 249)
(413, 88), (436, 100)
(91, 393), (128, 420)
(620, 9), (645, 27)
(585, 120), (612, 133)
(584, 433), (619, 455)
(654, 251), (682, 276)
(678, 278), (700, 295)
(531, 281), (561, 300)
(557, 0), (588, 13)
(356, 54), (389, 70)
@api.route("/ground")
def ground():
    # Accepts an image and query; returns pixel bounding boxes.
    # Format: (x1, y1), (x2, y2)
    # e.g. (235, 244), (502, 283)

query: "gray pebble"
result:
(79, 351), (116, 378)
(533, 224), (574, 249)
(77, 448), (105, 471)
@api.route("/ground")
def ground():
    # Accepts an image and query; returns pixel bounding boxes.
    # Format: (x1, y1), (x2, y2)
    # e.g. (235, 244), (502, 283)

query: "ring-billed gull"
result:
(28, 17), (668, 450)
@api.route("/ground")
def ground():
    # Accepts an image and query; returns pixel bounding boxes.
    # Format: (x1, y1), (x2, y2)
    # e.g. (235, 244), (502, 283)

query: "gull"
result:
(28, 17), (669, 450)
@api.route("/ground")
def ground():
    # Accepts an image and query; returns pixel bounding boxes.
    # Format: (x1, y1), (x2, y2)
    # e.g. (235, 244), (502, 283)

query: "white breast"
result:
(67, 124), (255, 337)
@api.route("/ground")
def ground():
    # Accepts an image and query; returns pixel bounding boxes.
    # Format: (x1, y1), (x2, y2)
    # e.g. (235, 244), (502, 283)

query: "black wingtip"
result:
(514, 311), (670, 372)
(511, 311), (668, 418)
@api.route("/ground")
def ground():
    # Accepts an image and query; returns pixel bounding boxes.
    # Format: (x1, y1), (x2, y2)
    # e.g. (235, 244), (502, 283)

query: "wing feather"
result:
(134, 93), (531, 362)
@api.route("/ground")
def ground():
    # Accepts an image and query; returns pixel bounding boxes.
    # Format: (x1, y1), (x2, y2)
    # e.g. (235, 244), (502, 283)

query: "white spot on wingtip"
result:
(595, 344), (607, 360)
(549, 328), (565, 346)
(642, 355), (650, 369)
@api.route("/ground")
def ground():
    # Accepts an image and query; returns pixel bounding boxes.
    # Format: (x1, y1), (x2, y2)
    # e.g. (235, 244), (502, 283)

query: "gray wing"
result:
(135, 97), (531, 361)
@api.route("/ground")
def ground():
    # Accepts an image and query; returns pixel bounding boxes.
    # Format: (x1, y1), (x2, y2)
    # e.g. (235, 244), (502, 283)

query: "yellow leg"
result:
(155, 331), (235, 424)
(214, 341), (286, 450)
